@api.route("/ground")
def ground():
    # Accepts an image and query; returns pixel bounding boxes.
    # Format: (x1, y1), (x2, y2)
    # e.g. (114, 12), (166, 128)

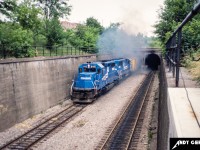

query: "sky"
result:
(67, 0), (164, 36)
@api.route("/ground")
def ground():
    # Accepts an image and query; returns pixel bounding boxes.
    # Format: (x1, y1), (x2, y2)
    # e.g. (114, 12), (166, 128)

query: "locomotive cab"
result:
(71, 62), (104, 102)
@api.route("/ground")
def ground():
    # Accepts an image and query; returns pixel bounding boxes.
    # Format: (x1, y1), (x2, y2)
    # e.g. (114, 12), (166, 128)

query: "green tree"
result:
(108, 23), (121, 29)
(46, 17), (64, 48)
(15, 0), (42, 30)
(0, 23), (34, 58)
(182, 17), (200, 51)
(13, 0), (44, 45)
(86, 17), (104, 34)
(35, 0), (71, 48)
(154, 0), (197, 44)
(62, 29), (74, 46)
(70, 24), (99, 52)
(148, 37), (161, 48)
(35, 0), (71, 20)
(0, 0), (17, 19)
(69, 17), (104, 53)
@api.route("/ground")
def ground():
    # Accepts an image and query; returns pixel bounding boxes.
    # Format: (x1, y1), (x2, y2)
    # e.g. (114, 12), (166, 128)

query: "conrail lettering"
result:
(80, 77), (91, 80)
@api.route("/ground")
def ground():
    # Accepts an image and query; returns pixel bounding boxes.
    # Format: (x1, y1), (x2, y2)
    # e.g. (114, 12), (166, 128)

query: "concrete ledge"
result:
(168, 88), (200, 137)
(0, 54), (96, 64)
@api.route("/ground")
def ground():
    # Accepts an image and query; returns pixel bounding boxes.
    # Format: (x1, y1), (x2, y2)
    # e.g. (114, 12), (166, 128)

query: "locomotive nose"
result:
(74, 73), (96, 89)
(80, 73), (96, 81)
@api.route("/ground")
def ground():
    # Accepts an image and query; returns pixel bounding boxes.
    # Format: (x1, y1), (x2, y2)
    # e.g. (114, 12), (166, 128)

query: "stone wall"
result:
(0, 55), (96, 131)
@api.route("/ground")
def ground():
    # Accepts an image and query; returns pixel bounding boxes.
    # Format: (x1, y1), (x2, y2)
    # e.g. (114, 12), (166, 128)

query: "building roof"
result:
(60, 21), (79, 30)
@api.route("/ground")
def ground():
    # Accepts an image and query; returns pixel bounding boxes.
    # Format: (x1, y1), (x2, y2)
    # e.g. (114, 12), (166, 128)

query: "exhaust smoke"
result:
(97, 26), (150, 72)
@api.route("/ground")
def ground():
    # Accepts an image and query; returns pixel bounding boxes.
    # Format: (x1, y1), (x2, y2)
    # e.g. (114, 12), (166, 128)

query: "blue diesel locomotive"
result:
(70, 58), (131, 103)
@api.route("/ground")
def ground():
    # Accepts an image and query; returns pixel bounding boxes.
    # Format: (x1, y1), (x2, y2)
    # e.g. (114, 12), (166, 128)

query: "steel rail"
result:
(97, 74), (147, 150)
(120, 72), (154, 150)
(0, 104), (85, 149)
(127, 72), (154, 150)
(98, 71), (154, 150)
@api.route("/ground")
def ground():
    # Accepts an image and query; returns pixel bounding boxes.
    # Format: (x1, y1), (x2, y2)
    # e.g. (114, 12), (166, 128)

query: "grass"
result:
(148, 130), (153, 141)
(182, 51), (200, 83)
(187, 61), (200, 83)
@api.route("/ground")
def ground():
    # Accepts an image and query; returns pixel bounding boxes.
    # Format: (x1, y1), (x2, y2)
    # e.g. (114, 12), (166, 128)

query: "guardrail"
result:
(165, 2), (200, 87)
(0, 45), (97, 59)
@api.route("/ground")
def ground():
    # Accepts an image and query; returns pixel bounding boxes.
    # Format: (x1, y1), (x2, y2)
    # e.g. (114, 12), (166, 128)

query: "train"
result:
(70, 58), (132, 103)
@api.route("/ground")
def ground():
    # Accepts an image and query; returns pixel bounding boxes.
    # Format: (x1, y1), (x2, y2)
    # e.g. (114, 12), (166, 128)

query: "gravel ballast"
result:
(36, 72), (146, 150)
(0, 72), (146, 149)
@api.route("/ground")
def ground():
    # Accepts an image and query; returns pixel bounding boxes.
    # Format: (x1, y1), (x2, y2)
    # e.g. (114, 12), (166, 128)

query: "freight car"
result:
(70, 58), (131, 103)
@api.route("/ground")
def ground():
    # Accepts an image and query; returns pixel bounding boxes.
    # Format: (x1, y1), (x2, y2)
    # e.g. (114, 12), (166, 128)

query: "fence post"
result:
(62, 45), (63, 56)
(172, 37), (176, 78)
(165, 44), (169, 66)
(3, 44), (6, 59)
(56, 46), (57, 56)
(34, 46), (36, 57)
(176, 29), (182, 87)
(173, 49), (176, 78)
(75, 47), (76, 55)
(43, 46), (44, 56)
(169, 50), (172, 72)
(49, 47), (51, 56)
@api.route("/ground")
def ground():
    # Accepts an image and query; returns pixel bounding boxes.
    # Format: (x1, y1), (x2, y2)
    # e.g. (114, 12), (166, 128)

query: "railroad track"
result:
(0, 104), (86, 150)
(97, 71), (154, 150)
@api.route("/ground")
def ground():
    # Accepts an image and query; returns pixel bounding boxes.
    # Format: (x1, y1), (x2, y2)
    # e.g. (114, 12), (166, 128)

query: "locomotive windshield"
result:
(83, 67), (96, 72)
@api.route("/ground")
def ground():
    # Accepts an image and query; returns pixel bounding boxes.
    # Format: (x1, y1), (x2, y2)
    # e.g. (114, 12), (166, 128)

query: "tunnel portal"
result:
(145, 53), (161, 70)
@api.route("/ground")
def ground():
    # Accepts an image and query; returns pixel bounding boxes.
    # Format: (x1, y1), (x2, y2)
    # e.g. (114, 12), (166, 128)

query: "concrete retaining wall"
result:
(0, 55), (96, 131)
(157, 58), (169, 150)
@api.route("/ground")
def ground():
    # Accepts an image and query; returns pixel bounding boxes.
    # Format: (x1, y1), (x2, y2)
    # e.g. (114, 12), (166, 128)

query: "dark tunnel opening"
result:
(145, 53), (161, 70)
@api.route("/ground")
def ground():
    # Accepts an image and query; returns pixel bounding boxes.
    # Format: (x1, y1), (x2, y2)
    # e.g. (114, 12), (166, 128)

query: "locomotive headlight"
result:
(88, 64), (90, 68)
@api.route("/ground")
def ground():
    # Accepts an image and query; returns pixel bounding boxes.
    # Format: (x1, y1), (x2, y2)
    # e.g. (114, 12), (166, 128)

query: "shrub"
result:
(0, 23), (34, 58)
